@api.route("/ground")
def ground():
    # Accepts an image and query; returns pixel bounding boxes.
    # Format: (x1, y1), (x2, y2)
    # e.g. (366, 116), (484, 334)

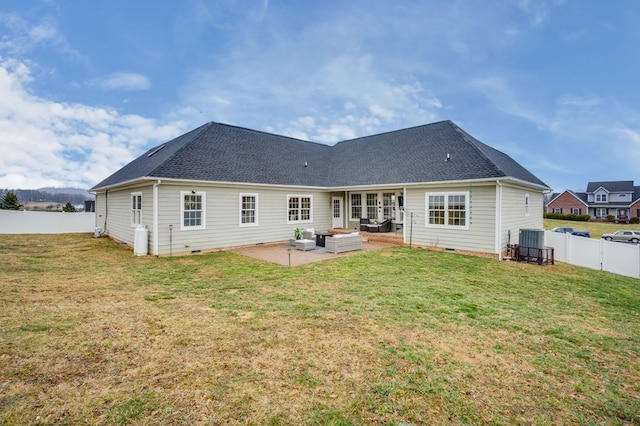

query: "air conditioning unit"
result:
(519, 228), (544, 249)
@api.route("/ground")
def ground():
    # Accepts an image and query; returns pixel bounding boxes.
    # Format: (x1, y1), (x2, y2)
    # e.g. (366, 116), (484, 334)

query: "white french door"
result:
(332, 197), (343, 228)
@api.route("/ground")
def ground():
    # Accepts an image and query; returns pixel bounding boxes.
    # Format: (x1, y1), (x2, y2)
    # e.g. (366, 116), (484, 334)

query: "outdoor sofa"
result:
(325, 232), (363, 254)
(366, 219), (392, 233)
(359, 218), (392, 233)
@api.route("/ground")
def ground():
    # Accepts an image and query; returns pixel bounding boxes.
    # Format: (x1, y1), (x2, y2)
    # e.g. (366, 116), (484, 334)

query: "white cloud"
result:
(181, 50), (442, 144)
(470, 76), (550, 129)
(0, 12), (77, 56)
(93, 72), (151, 91)
(558, 95), (601, 108)
(0, 58), (183, 189)
(517, 0), (550, 27)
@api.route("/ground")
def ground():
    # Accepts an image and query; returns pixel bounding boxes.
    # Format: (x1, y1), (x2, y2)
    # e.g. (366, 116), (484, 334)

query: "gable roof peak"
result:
(586, 180), (635, 193)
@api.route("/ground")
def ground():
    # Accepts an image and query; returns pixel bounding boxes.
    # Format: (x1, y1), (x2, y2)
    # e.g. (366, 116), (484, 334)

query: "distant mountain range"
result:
(0, 187), (94, 204)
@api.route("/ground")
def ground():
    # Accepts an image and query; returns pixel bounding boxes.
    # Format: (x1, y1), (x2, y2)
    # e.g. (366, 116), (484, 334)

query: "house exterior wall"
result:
(404, 182), (496, 253)
(545, 192), (587, 215)
(95, 180), (546, 257)
(154, 183), (332, 256)
(94, 184), (154, 245)
(501, 183), (544, 248)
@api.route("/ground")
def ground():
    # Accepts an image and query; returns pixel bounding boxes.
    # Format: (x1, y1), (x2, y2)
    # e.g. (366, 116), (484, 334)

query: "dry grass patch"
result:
(1, 234), (639, 425)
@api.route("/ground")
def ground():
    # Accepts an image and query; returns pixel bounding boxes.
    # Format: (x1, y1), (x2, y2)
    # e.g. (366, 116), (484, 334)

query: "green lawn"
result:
(1, 233), (639, 425)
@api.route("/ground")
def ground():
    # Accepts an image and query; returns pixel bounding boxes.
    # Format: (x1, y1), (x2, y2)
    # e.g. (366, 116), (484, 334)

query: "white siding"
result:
(405, 183), (496, 253)
(500, 183), (544, 249)
(155, 183), (332, 255)
(95, 185), (155, 248)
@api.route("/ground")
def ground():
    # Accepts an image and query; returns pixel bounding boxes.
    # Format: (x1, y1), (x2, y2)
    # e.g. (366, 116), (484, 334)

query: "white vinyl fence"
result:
(0, 210), (95, 234)
(545, 231), (640, 279)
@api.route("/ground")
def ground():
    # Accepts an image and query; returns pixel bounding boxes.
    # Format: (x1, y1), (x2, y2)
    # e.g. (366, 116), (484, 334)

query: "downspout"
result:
(402, 186), (407, 242)
(153, 180), (160, 257)
(496, 179), (503, 261)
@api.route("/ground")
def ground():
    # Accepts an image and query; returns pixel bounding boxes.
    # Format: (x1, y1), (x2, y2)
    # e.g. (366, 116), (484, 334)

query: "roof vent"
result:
(446, 153), (451, 162)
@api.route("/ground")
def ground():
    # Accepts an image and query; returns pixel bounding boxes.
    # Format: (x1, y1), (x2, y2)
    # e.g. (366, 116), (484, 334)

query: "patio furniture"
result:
(325, 233), (363, 253)
(302, 227), (316, 239)
(359, 218), (370, 231)
(295, 239), (316, 251)
(366, 219), (391, 233)
(315, 232), (332, 247)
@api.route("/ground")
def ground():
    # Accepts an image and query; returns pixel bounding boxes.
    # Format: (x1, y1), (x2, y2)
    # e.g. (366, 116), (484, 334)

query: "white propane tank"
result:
(134, 225), (148, 256)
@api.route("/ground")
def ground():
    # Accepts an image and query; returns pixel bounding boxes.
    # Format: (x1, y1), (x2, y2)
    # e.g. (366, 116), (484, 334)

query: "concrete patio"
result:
(230, 239), (399, 266)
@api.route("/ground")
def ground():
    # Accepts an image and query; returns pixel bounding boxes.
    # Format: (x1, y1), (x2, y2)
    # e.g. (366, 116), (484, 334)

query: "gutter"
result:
(496, 179), (503, 261)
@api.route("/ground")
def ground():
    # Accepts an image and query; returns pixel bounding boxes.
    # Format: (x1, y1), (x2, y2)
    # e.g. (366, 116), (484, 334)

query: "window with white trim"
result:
(350, 193), (362, 220)
(287, 195), (312, 223)
(240, 193), (258, 226)
(524, 194), (530, 216)
(596, 193), (607, 202)
(181, 191), (205, 230)
(366, 193), (377, 219)
(571, 208), (581, 215)
(553, 208), (562, 214)
(426, 192), (468, 228)
(596, 208), (607, 217)
(383, 192), (396, 220)
(131, 192), (142, 226)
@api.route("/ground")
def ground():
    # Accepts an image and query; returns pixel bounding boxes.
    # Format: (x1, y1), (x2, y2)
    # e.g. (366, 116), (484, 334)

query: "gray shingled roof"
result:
(586, 181), (634, 193)
(546, 190), (588, 206)
(91, 120), (548, 190)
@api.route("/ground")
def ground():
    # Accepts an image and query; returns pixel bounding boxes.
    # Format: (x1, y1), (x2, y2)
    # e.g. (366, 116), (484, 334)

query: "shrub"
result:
(630, 216), (639, 224)
(607, 215), (616, 223)
(544, 212), (590, 222)
(544, 212), (565, 220)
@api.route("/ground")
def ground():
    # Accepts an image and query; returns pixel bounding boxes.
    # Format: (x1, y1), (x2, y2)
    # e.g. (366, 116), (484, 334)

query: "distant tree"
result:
(62, 202), (77, 212)
(1, 191), (22, 210)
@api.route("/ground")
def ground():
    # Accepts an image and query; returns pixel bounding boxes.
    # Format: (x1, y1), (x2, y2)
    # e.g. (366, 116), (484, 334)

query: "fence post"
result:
(637, 244), (640, 279)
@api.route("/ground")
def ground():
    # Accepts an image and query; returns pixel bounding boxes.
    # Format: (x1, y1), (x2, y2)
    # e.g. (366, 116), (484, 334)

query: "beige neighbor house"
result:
(90, 120), (549, 259)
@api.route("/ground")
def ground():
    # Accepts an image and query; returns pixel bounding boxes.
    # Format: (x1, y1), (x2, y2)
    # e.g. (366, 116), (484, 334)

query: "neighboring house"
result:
(545, 190), (589, 216)
(90, 120), (548, 258)
(546, 180), (640, 222)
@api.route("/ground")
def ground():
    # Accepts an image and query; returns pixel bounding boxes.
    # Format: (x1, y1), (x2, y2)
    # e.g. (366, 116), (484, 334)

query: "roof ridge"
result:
(450, 122), (505, 176)
(205, 121), (331, 147)
(335, 119), (453, 145)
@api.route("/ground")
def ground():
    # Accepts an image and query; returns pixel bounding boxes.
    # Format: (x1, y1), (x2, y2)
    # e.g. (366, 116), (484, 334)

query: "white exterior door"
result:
(332, 197), (343, 229)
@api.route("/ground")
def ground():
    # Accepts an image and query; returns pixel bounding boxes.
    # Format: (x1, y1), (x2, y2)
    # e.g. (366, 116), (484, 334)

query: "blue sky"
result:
(1, 0), (639, 193)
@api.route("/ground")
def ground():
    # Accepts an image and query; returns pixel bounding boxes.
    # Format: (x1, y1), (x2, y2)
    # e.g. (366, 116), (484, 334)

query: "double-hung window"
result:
(571, 208), (581, 215)
(181, 191), (205, 230)
(596, 194), (607, 202)
(240, 193), (258, 226)
(426, 192), (468, 228)
(287, 195), (312, 223)
(131, 192), (142, 226)
(366, 193), (377, 219)
(350, 194), (362, 220)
